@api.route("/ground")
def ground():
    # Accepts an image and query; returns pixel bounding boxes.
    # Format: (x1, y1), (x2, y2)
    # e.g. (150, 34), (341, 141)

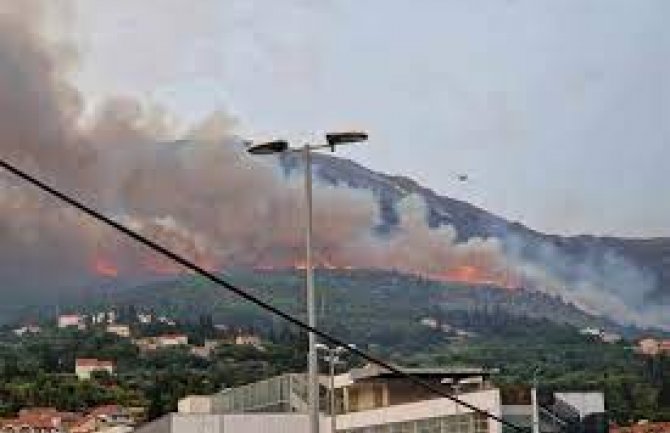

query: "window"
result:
(374, 385), (384, 408)
(474, 414), (489, 433)
(342, 413), (487, 433)
(440, 414), (479, 433)
(349, 388), (359, 411)
(389, 422), (414, 433)
(417, 418), (441, 433)
(442, 416), (459, 433)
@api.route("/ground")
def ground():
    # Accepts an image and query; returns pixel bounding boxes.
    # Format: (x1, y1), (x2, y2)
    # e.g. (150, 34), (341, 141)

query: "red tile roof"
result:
(88, 405), (121, 417)
(1, 408), (78, 430)
(75, 358), (114, 368)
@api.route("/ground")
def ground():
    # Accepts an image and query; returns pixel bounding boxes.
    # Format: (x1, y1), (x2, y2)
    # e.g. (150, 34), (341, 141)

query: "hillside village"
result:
(1, 405), (136, 433)
(0, 306), (280, 432)
(13, 308), (264, 379)
(1, 302), (670, 431)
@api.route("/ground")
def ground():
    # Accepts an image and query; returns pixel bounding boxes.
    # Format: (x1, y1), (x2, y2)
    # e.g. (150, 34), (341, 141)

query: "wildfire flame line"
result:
(92, 247), (519, 289)
(253, 261), (520, 290)
(93, 257), (119, 278)
(92, 251), (520, 289)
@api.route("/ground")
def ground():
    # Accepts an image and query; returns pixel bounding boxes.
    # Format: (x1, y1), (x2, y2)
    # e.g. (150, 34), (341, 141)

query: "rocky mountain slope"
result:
(283, 153), (670, 319)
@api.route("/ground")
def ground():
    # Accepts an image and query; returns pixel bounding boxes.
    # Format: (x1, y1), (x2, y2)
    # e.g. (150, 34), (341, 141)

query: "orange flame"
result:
(94, 251), (517, 290)
(428, 265), (521, 289)
(93, 257), (119, 278)
(256, 260), (519, 290)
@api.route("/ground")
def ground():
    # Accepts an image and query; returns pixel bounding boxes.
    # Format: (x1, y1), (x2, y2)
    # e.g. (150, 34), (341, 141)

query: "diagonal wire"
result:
(0, 158), (528, 432)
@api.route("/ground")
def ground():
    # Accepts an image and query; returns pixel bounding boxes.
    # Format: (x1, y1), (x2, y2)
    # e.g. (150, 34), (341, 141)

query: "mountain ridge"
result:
(61, 268), (650, 338)
(281, 152), (670, 318)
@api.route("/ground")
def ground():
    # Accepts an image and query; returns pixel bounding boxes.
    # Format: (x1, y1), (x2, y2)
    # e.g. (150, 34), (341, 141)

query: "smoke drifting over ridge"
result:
(0, 2), (665, 329)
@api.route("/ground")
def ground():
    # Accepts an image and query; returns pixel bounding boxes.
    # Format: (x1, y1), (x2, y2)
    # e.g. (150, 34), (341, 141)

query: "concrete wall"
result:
(554, 393), (605, 418)
(134, 414), (172, 433)
(150, 390), (506, 433)
(136, 414), (310, 433)
(333, 388), (502, 433)
(178, 396), (213, 414)
(346, 382), (386, 412)
(220, 415), (308, 433)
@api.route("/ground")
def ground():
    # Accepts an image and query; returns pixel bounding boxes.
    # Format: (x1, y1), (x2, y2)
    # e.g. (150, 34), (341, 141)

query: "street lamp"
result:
(246, 139), (289, 155)
(247, 131), (368, 433)
(316, 343), (353, 433)
(531, 367), (541, 433)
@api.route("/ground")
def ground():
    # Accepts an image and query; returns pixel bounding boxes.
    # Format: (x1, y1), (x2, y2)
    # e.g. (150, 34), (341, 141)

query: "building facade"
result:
(157, 334), (188, 347)
(106, 325), (131, 338)
(637, 338), (670, 356)
(75, 359), (115, 380)
(58, 315), (84, 329)
(137, 365), (606, 433)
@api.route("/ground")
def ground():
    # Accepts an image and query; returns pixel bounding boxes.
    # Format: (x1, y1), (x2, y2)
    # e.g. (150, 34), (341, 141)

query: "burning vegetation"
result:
(0, 1), (663, 329)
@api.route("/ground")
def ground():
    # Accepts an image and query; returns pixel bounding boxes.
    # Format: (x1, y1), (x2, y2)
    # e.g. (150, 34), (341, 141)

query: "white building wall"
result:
(107, 325), (131, 338)
(58, 315), (82, 328)
(554, 392), (605, 418)
(222, 414), (309, 433)
(171, 415), (222, 433)
(168, 414), (309, 433)
(75, 365), (114, 380)
(178, 396), (213, 414)
(330, 389), (501, 433)
(169, 390), (505, 433)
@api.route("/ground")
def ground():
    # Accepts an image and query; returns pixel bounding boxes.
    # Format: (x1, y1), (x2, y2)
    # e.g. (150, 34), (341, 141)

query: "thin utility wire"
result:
(0, 158), (528, 432)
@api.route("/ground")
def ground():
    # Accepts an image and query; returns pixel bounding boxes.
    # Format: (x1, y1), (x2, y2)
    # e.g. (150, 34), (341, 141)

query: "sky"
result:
(67, 0), (670, 237)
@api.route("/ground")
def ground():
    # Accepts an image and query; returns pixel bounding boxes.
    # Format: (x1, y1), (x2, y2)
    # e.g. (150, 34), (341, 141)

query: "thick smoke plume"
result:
(0, 1), (665, 329)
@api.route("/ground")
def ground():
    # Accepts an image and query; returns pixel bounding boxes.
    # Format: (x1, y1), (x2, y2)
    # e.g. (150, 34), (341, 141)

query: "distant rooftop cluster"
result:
(0, 405), (136, 433)
(636, 338), (670, 356)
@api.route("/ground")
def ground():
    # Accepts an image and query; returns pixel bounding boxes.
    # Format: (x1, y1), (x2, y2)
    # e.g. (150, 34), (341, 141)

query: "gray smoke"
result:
(0, 1), (666, 329)
(502, 232), (662, 329)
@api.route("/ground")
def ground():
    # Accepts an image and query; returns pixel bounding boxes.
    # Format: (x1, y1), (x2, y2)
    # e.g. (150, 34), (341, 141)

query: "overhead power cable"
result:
(0, 158), (528, 432)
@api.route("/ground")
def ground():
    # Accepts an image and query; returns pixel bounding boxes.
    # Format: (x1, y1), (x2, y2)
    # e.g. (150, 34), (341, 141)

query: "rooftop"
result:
(1, 408), (80, 430)
(88, 405), (123, 418)
(75, 358), (114, 368)
(341, 364), (498, 385)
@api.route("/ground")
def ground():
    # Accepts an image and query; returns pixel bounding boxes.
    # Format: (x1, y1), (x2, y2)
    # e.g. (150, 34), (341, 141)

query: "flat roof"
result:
(333, 365), (497, 388)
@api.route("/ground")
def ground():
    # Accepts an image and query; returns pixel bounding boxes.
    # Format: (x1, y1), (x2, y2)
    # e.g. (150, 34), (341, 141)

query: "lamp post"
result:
(316, 343), (351, 433)
(531, 367), (541, 433)
(247, 131), (368, 433)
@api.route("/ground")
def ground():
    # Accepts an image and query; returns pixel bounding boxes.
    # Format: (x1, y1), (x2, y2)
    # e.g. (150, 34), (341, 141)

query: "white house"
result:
(600, 332), (622, 344)
(579, 327), (601, 337)
(106, 324), (131, 338)
(234, 334), (262, 347)
(75, 358), (115, 380)
(137, 313), (153, 324)
(132, 335), (188, 352)
(13, 325), (42, 336)
(190, 340), (221, 358)
(157, 334), (188, 347)
(419, 317), (439, 329)
(58, 314), (84, 329)
(157, 316), (176, 326)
